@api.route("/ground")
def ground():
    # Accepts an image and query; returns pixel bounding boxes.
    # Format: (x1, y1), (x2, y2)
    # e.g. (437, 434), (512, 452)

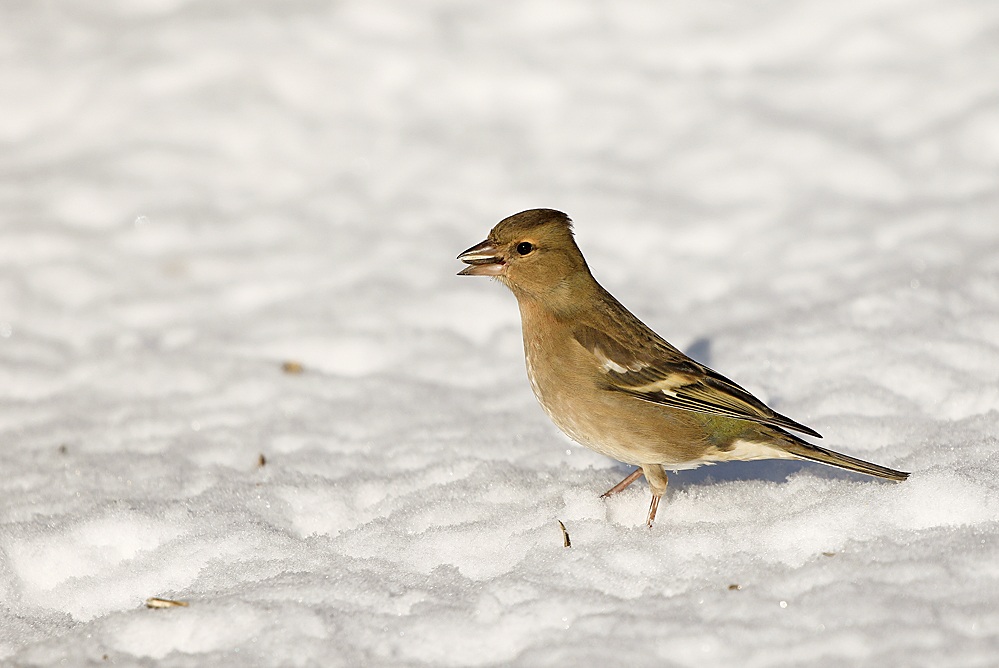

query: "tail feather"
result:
(780, 437), (909, 481)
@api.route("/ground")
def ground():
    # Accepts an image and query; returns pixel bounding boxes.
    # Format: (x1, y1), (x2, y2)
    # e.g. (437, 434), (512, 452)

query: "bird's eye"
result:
(516, 242), (534, 256)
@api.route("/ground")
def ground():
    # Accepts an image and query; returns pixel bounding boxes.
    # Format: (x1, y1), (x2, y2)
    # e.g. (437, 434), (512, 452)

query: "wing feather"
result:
(572, 322), (821, 438)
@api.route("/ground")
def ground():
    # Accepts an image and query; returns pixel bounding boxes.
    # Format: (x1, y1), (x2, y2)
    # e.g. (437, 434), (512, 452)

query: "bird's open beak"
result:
(457, 240), (505, 276)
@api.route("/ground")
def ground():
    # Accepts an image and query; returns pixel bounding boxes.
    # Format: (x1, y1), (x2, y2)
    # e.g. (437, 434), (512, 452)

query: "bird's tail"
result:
(776, 429), (909, 481)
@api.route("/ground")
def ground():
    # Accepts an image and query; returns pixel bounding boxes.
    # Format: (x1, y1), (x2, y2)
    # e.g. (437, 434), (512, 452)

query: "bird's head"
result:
(457, 209), (590, 303)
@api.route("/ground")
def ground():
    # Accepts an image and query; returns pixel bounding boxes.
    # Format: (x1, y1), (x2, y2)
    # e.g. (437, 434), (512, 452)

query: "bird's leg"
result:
(647, 494), (661, 528)
(601, 468), (644, 498)
(641, 464), (669, 529)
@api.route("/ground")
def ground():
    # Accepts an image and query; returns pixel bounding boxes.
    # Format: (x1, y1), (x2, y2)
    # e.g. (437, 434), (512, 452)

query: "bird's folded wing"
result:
(572, 324), (821, 438)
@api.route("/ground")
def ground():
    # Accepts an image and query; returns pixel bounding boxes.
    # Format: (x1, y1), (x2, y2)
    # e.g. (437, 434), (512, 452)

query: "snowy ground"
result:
(2, 0), (999, 665)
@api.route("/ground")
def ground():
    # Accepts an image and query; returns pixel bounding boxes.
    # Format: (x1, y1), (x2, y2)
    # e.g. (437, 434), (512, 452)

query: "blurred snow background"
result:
(2, 0), (999, 665)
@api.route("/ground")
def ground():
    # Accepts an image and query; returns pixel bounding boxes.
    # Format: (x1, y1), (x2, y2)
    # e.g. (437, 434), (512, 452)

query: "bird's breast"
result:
(521, 323), (631, 459)
(522, 321), (583, 434)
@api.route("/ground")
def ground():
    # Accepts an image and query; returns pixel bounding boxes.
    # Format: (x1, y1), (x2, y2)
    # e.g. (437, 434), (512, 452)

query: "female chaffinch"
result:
(459, 208), (908, 528)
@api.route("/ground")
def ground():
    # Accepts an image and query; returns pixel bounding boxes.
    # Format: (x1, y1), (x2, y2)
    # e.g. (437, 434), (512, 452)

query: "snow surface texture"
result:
(2, 0), (999, 665)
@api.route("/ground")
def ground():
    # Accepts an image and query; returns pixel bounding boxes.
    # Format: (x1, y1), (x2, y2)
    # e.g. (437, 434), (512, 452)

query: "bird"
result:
(457, 208), (909, 528)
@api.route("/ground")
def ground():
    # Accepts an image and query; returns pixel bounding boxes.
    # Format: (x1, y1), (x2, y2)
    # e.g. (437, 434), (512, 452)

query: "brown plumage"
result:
(458, 208), (909, 527)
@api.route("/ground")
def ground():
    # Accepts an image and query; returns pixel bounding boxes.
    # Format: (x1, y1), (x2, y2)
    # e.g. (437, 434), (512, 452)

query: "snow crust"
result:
(2, 0), (998, 665)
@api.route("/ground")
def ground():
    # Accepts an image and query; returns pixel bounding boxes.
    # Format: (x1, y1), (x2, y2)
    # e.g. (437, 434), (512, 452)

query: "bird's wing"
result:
(572, 323), (821, 438)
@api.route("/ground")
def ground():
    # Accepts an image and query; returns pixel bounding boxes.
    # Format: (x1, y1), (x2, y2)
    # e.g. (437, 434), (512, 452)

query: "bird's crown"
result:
(488, 209), (574, 244)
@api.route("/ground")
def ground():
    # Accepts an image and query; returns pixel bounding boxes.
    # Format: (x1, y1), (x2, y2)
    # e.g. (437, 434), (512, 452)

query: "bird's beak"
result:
(457, 240), (505, 276)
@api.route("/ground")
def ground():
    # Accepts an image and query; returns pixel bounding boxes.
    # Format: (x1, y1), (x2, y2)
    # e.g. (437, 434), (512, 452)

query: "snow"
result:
(2, 0), (998, 665)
